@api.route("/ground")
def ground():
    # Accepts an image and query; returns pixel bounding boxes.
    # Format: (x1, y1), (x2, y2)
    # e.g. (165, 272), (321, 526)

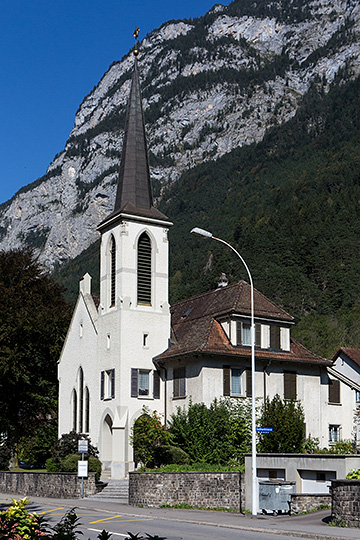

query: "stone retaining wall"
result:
(331, 480), (360, 527)
(129, 471), (244, 511)
(0, 472), (97, 498)
(290, 494), (331, 514)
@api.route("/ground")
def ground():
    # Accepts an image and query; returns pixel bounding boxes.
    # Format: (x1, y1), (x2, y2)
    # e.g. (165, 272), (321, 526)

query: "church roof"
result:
(99, 57), (169, 229)
(155, 281), (330, 367)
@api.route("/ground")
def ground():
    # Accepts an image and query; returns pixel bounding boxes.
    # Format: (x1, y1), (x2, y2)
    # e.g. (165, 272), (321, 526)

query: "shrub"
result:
(131, 407), (172, 468)
(329, 439), (355, 454)
(0, 497), (43, 539)
(46, 457), (60, 472)
(347, 468), (360, 479)
(153, 445), (190, 467)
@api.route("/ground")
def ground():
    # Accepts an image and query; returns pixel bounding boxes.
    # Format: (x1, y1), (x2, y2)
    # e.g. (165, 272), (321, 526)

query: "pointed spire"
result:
(114, 57), (154, 214)
(98, 43), (170, 230)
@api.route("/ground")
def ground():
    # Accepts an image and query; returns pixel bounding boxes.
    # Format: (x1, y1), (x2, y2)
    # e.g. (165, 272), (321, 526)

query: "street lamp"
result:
(190, 227), (257, 516)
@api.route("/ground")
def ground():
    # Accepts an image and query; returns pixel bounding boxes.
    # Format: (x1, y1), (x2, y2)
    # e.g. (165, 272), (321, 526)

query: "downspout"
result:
(263, 360), (272, 400)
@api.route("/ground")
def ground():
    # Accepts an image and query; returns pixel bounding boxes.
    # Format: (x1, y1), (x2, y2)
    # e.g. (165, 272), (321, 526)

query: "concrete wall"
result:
(245, 453), (360, 511)
(0, 472), (97, 498)
(332, 480), (360, 527)
(129, 471), (245, 511)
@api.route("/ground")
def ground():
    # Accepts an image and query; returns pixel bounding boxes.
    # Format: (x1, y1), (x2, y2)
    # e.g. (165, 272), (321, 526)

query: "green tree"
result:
(130, 407), (172, 467)
(0, 249), (71, 455)
(257, 394), (305, 453)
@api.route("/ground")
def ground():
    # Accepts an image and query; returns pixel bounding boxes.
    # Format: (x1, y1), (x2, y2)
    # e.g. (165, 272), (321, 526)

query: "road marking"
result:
(37, 507), (65, 515)
(88, 529), (127, 537)
(89, 514), (124, 524)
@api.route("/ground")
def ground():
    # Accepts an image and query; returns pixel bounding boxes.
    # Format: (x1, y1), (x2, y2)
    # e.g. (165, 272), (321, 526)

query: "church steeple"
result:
(100, 46), (169, 229)
(114, 57), (153, 214)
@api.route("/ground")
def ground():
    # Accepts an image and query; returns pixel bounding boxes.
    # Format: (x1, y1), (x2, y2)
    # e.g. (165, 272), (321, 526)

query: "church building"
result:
(58, 53), (360, 480)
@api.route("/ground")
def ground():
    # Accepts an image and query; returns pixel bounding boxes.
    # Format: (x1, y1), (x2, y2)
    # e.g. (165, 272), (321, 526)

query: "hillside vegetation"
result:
(56, 70), (360, 359)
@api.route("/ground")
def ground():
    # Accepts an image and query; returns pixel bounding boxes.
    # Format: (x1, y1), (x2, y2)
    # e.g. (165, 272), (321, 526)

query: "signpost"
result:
(78, 440), (88, 498)
(256, 427), (273, 434)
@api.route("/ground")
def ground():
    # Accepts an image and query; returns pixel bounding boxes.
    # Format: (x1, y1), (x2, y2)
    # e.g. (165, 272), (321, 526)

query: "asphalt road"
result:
(0, 494), (359, 540)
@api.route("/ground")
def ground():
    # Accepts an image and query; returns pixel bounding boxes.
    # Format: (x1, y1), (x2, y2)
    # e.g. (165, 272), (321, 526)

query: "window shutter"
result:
(110, 235), (116, 306)
(153, 370), (160, 399)
(111, 369), (115, 399)
(179, 367), (186, 397)
(329, 379), (340, 404)
(284, 371), (297, 400)
(131, 368), (138, 397)
(223, 366), (231, 396)
(236, 323), (242, 346)
(100, 372), (104, 400)
(246, 369), (252, 397)
(270, 326), (280, 349)
(255, 324), (261, 347)
(137, 233), (152, 305)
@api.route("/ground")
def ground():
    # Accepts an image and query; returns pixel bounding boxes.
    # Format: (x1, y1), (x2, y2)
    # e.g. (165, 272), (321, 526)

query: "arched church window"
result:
(137, 232), (151, 305)
(72, 389), (77, 432)
(110, 235), (116, 307)
(85, 386), (90, 433)
(79, 367), (84, 433)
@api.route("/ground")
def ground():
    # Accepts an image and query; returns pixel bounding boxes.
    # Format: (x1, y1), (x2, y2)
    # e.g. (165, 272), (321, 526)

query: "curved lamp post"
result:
(190, 227), (257, 516)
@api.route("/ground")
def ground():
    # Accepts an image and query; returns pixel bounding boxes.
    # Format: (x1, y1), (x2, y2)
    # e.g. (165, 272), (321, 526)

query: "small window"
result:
(173, 367), (186, 398)
(316, 472), (326, 482)
(329, 378), (340, 404)
(223, 366), (244, 397)
(138, 370), (150, 396)
(100, 369), (115, 400)
(231, 368), (243, 395)
(107, 334), (111, 350)
(284, 371), (297, 400)
(236, 321), (252, 346)
(329, 424), (341, 443)
(143, 333), (149, 347)
(356, 390), (360, 403)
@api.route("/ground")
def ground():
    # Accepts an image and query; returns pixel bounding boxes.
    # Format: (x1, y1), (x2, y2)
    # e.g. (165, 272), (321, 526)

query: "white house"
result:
(58, 54), (358, 480)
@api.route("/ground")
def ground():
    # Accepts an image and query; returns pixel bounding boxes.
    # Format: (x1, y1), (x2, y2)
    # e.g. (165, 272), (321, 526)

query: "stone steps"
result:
(90, 479), (129, 502)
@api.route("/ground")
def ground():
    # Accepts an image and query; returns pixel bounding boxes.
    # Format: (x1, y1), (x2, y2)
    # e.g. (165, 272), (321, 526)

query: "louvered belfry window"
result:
(137, 232), (152, 305)
(110, 235), (116, 307)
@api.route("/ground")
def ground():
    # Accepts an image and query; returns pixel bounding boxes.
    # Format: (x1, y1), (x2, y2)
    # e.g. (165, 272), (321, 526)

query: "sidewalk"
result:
(0, 492), (359, 540)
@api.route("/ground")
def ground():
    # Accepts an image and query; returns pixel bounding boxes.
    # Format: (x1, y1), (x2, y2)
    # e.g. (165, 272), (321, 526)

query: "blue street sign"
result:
(256, 427), (273, 434)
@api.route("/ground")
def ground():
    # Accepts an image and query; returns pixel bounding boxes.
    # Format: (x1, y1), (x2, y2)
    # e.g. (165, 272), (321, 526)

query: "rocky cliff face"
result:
(1, 0), (360, 269)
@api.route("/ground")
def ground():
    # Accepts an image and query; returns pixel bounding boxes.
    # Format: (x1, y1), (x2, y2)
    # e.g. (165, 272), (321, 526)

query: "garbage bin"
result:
(258, 480), (296, 515)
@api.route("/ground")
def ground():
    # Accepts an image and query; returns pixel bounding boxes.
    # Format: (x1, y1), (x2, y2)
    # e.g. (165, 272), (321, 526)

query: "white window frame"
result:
(138, 369), (150, 396)
(231, 368), (243, 396)
(329, 424), (341, 443)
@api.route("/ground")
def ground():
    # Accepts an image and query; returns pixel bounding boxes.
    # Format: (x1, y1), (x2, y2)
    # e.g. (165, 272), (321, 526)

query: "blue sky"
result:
(0, 0), (230, 205)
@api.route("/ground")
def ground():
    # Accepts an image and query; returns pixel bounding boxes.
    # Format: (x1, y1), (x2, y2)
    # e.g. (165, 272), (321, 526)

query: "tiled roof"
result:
(331, 347), (360, 368)
(156, 281), (329, 367)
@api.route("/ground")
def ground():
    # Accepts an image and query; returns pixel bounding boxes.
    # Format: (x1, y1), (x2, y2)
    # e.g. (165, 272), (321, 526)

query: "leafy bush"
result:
(329, 439), (355, 454)
(169, 398), (251, 464)
(131, 407), (172, 468)
(0, 497), (43, 539)
(45, 457), (60, 472)
(346, 468), (360, 479)
(153, 445), (190, 467)
(18, 420), (58, 468)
